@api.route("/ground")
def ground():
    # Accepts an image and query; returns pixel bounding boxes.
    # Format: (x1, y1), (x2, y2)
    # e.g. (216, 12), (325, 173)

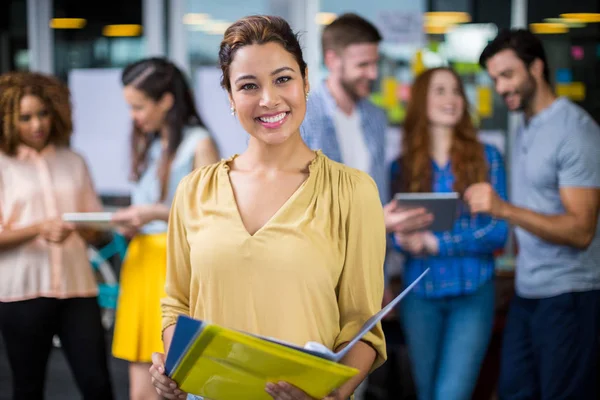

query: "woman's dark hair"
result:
(122, 57), (206, 200)
(218, 15), (307, 93)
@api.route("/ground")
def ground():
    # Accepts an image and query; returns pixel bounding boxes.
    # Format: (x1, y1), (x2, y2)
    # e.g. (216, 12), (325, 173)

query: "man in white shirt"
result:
(301, 13), (431, 234)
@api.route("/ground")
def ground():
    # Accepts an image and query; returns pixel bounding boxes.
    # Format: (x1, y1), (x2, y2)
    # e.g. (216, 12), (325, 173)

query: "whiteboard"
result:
(194, 66), (249, 159)
(69, 69), (133, 196)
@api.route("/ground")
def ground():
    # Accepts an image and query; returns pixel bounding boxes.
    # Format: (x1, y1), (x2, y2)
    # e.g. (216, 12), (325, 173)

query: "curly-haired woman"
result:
(0, 71), (114, 399)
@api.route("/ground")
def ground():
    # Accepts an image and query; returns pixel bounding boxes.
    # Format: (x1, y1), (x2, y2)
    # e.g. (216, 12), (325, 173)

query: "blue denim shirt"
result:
(391, 144), (509, 298)
(301, 81), (388, 203)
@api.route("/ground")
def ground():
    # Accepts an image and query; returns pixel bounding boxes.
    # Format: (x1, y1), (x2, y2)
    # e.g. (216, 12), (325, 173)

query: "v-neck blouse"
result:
(161, 150), (387, 368)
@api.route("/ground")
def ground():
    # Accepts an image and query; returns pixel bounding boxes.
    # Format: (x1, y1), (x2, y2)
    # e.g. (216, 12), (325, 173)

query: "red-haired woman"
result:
(391, 67), (508, 400)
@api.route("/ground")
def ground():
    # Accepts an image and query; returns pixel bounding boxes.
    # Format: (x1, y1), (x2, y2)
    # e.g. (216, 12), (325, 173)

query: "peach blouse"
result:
(0, 145), (102, 302)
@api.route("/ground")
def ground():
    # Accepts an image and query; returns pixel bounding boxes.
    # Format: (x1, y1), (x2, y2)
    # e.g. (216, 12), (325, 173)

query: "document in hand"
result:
(62, 212), (115, 230)
(165, 268), (429, 400)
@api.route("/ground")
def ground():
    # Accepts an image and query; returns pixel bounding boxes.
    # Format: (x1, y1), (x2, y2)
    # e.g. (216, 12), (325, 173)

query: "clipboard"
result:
(165, 269), (429, 399)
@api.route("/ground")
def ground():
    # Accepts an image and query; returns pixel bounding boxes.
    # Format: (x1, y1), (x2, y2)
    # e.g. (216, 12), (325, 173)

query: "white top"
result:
(131, 126), (210, 234)
(332, 108), (370, 174)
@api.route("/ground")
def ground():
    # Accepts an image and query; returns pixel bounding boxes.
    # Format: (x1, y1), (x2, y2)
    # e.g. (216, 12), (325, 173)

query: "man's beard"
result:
(340, 79), (359, 101)
(510, 73), (537, 112)
(339, 65), (373, 102)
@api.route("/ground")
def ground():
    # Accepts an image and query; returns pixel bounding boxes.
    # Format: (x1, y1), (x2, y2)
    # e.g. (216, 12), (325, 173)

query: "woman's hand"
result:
(39, 218), (75, 243)
(395, 231), (439, 256)
(383, 201), (433, 234)
(266, 381), (339, 400)
(111, 205), (156, 229)
(111, 205), (158, 238)
(149, 352), (187, 399)
(394, 231), (426, 255)
(421, 231), (439, 255)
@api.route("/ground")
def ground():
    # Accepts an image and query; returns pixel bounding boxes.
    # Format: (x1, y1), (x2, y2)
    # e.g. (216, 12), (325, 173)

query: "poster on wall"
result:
(376, 11), (425, 46)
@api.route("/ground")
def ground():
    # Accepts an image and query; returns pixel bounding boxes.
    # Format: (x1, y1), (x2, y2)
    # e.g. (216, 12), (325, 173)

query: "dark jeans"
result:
(0, 297), (114, 400)
(499, 290), (600, 400)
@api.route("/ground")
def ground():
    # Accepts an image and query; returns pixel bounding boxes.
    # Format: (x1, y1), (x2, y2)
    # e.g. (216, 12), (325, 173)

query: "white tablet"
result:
(62, 212), (115, 230)
(394, 192), (459, 232)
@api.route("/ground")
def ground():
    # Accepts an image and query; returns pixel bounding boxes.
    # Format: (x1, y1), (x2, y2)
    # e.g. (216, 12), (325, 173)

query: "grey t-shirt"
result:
(512, 97), (600, 298)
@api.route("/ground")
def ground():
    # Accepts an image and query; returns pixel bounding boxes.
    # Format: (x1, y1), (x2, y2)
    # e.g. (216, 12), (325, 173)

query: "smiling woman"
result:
(389, 67), (508, 400)
(227, 41), (308, 147)
(147, 15), (389, 400)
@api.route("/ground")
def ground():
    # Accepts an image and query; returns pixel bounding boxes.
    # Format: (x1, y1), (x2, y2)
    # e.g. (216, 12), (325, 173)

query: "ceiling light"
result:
(544, 17), (586, 28)
(424, 12), (471, 25)
(529, 22), (568, 34)
(50, 18), (86, 29)
(189, 20), (231, 35)
(183, 13), (210, 25)
(424, 23), (451, 34)
(559, 13), (600, 23)
(102, 24), (143, 37)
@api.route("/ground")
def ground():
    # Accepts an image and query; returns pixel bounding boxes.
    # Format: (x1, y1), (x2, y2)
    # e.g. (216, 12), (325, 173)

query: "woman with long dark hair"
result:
(391, 67), (508, 400)
(110, 57), (219, 400)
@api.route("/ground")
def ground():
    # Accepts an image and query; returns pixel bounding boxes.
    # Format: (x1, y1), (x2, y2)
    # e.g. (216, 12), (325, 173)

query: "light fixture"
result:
(102, 24), (143, 37)
(423, 11), (471, 34)
(49, 18), (86, 29)
(560, 13), (600, 23)
(543, 17), (586, 28)
(529, 22), (568, 34)
(189, 20), (232, 35)
(183, 13), (210, 25)
(424, 12), (471, 25)
(424, 24), (451, 34)
(315, 12), (337, 25)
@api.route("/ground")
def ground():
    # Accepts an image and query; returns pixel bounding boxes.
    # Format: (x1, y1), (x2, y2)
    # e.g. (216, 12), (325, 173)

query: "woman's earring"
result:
(305, 91), (310, 101)
(230, 105), (235, 116)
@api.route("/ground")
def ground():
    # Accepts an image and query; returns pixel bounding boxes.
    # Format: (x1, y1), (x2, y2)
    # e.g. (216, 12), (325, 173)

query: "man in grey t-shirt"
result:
(466, 29), (600, 399)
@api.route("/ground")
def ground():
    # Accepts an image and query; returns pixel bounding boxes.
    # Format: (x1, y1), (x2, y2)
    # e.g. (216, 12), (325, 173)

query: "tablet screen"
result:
(394, 192), (459, 232)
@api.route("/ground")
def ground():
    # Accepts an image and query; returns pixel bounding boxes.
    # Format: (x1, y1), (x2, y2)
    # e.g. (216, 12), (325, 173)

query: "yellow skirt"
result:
(112, 233), (167, 363)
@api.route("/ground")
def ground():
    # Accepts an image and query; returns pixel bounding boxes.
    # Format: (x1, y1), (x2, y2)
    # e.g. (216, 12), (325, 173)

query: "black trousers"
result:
(498, 290), (600, 400)
(0, 297), (114, 400)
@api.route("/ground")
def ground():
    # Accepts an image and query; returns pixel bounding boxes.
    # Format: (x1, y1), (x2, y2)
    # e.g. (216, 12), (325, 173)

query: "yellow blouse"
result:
(161, 151), (387, 368)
